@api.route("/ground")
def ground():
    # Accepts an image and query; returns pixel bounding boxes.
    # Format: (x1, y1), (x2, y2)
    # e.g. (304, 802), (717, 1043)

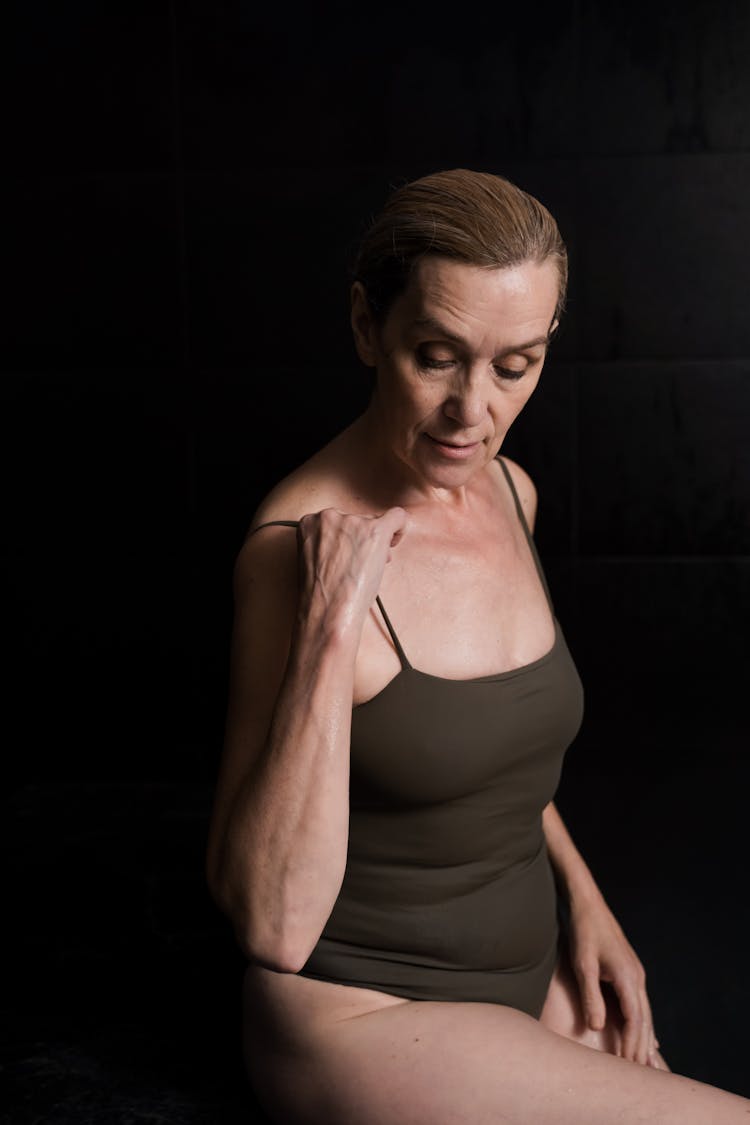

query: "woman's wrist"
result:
(566, 876), (608, 913)
(294, 590), (366, 654)
(550, 857), (606, 912)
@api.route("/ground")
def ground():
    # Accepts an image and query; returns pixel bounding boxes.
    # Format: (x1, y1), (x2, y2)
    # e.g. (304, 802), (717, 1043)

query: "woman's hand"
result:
(541, 803), (663, 1069)
(297, 507), (408, 637)
(567, 893), (659, 1068)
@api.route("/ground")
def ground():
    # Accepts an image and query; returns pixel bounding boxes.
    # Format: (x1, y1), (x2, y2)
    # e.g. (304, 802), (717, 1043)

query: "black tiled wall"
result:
(5, 0), (750, 1105)
(6, 0), (748, 849)
(7, 0), (748, 815)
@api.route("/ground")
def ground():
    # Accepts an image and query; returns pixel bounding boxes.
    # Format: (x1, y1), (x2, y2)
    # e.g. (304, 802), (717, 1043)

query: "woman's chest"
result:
(350, 654), (579, 806)
(353, 529), (555, 706)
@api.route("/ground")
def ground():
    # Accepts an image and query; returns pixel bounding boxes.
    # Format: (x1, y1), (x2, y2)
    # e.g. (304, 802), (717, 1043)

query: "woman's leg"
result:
(299, 1001), (744, 1125)
(249, 993), (748, 1125)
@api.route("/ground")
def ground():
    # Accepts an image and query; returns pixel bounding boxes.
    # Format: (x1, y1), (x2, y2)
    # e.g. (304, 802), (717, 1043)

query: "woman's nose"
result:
(442, 371), (488, 427)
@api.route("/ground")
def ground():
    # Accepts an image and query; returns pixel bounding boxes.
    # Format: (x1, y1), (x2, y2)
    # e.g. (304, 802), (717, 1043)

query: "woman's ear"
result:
(350, 282), (379, 367)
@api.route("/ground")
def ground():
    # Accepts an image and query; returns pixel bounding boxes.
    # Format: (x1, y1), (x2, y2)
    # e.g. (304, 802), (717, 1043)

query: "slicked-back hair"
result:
(351, 169), (568, 329)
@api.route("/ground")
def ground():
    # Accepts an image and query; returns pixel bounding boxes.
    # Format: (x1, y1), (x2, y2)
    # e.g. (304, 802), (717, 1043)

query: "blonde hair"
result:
(351, 168), (567, 326)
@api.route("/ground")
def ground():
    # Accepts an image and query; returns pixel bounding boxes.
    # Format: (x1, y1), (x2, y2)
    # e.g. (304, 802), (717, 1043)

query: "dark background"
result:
(4, 1), (749, 1121)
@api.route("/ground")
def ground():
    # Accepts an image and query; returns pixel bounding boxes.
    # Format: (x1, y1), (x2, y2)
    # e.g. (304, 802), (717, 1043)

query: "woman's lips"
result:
(425, 434), (482, 459)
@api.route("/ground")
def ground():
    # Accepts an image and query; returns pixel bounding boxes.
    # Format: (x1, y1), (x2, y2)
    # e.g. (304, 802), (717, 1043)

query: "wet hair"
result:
(350, 168), (568, 329)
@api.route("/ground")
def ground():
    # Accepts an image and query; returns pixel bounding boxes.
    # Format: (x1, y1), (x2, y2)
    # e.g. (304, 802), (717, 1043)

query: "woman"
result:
(206, 170), (749, 1123)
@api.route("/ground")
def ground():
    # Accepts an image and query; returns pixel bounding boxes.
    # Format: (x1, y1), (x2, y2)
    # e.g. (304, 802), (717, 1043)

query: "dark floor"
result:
(2, 783), (272, 1125)
(3, 779), (748, 1123)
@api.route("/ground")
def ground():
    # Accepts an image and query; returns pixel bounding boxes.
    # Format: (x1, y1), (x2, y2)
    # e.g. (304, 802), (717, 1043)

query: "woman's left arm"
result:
(502, 457), (659, 1065)
(542, 801), (658, 1067)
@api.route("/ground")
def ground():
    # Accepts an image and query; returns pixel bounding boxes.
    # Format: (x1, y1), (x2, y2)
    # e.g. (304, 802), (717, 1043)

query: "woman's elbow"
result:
(243, 939), (309, 975)
(234, 915), (312, 973)
(206, 868), (311, 973)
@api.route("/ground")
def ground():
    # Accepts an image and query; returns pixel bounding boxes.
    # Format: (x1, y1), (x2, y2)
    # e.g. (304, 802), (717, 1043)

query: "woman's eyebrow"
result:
(411, 315), (550, 355)
(411, 315), (467, 345)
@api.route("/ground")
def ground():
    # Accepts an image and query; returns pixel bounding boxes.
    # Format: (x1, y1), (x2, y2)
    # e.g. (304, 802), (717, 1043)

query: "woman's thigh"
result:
(247, 990), (749, 1125)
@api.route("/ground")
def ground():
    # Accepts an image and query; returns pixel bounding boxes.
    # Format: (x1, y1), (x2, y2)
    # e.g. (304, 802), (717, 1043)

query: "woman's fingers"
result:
(381, 506), (408, 550)
(300, 506), (406, 546)
(575, 956), (607, 1032)
(613, 970), (651, 1065)
(568, 913), (658, 1069)
(617, 984), (640, 1062)
(638, 987), (654, 1067)
(383, 505), (408, 537)
(297, 506), (409, 626)
(577, 953), (663, 1070)
(648, 1047), (670, 1072)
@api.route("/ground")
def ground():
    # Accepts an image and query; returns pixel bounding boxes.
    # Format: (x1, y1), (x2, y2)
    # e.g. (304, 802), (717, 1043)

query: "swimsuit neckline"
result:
(353, 617), (560, 711)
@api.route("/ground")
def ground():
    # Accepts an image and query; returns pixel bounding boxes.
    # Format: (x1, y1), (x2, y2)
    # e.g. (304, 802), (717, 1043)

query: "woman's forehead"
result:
(395, 256), (559, 339)
(412, 255), (556, 296)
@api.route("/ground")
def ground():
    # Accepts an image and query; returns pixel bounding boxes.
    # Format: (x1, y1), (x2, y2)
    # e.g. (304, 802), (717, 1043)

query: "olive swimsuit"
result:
(252, 457), (584, 1018)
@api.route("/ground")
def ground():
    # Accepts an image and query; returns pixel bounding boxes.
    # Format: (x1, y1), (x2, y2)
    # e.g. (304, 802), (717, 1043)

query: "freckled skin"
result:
(350, 256), (560, 505)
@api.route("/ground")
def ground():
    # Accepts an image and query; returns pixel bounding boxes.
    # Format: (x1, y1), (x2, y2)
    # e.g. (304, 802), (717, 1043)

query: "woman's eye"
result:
(494, 365), (526, 381)
(416, 348), (528, 380)
(416, 350), (454, 370)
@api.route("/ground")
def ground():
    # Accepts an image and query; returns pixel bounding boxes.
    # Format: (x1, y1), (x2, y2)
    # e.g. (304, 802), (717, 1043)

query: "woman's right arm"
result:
(205, 507), (406, 973)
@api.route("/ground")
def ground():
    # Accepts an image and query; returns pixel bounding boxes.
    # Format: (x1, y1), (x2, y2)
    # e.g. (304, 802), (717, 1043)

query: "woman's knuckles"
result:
(303, 508), (405, 561)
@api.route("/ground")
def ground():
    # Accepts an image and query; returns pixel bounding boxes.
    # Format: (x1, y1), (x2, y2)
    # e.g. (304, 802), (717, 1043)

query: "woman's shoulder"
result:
(233, 438), (364, 597)
(246, 431), (361, 538)
(231, 453), (341, 597)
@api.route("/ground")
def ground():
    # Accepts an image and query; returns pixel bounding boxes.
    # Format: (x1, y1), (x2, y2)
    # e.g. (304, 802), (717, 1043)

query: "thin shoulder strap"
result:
(496, 456), (555, 615)
(375, 595), (411, 670)
(247, 519), (411, 669)
(247, 519), (300, 536)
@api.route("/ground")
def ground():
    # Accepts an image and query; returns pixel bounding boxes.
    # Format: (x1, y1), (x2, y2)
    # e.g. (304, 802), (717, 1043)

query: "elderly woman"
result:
(206, 170), (748, 1123)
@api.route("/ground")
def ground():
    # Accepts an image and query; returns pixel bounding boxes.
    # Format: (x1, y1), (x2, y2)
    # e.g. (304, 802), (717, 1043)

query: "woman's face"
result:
(352, 255), (560, 492)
